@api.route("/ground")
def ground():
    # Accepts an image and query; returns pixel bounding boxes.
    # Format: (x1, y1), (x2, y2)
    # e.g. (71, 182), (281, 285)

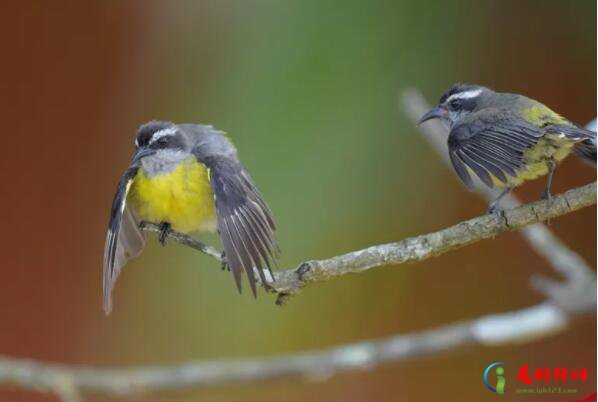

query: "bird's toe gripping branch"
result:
(158, 222), (172, 246)
(220, 251), (230, 271)
(486, 203), (503, 216)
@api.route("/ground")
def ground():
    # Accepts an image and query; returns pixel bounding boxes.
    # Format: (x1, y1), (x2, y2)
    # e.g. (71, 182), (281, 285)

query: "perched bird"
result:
(103, 122), (278, 314)
(419, 84), (596, 213)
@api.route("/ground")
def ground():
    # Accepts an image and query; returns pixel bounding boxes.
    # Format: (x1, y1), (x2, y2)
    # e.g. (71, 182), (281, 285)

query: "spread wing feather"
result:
(207, 158), (277, 295)
(461, 146), (507, 183)
(448, 110), (544, 188)
(184, 124), (278, 295)
(455, 149), (494, 187)
(466, 142), (518, 177)
(448, 152), (474, 189)
(103, 166), (146, 314)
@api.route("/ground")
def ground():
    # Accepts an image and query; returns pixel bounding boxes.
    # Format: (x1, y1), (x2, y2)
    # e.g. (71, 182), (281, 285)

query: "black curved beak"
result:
(131, 147), (156, 165)
(418, 106), (447, 125)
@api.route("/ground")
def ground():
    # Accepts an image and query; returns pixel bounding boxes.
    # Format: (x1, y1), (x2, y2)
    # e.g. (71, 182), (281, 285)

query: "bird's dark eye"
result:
(449, 99), (462, 109)
(149, 137), (170, 148)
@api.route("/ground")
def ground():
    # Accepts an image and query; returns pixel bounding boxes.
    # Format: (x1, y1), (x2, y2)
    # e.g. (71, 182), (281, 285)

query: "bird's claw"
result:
(158, 222), (171, 246)
(221, 251), (230, 271)
(541, 191), (554, 225)
(541, 190), (553, 202)
(486, 204), (502, 216)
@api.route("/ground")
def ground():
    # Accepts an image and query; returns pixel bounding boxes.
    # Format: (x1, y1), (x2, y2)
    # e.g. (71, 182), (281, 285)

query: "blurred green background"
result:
(1, 1), (595, 401)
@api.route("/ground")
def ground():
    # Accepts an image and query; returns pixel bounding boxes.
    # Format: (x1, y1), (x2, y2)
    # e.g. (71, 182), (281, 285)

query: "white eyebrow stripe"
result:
(446, 89), (482, 102)
(149, 127), (178, 144)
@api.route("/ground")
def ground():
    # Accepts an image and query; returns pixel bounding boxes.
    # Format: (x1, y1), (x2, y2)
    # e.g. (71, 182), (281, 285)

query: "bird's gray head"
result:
(132, 121), (192, 177)
(418, 84), (492, 128)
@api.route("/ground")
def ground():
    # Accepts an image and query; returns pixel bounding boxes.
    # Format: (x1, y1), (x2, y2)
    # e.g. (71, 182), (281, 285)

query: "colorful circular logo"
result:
(484, 362), (506, 394)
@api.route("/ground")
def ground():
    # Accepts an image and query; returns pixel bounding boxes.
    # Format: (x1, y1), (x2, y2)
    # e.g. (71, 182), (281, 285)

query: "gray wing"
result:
(103, 166), (146, 314)
(186, 125), (278, 295)
(447, 109), (544, 188)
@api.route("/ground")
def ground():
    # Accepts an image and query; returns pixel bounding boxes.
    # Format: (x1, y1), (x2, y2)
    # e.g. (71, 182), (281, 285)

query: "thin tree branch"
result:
(274, 182), (595, 303)
(0, 300), (576, 397)
(140, 183), (596, 305)
(53, 380), (83, 402)
(140, 222), (223, 262)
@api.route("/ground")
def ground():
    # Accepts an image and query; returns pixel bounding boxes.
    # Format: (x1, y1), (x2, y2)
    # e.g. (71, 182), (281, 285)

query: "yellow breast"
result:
(128, 159), (217, 233)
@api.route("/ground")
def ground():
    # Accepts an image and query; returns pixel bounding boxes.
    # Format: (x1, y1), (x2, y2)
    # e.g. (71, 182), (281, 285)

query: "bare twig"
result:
(274, 182), (595, 303)
(140, 222), (223, 261)
(53, 380), (83, 402)
(0, 300), (575, 397)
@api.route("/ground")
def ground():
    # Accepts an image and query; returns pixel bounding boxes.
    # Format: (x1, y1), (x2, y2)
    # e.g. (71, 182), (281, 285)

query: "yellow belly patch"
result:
(518, 136), (575, 181)
(129, 159), (217, 233)
(476, 134), (577, 189)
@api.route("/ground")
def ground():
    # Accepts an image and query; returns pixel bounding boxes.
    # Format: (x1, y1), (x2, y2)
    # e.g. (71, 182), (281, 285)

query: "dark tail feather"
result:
(575, 130), (596, 167)
(559, 121), (597, 167)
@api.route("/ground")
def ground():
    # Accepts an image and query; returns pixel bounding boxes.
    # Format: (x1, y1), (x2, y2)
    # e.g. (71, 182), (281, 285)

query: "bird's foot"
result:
(541, 190), (553, 202)
(158, 222), (171, 246)
(540, 191), (554, 225)
(221, 251), (230, 271)
(486, 203), (503, 216)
